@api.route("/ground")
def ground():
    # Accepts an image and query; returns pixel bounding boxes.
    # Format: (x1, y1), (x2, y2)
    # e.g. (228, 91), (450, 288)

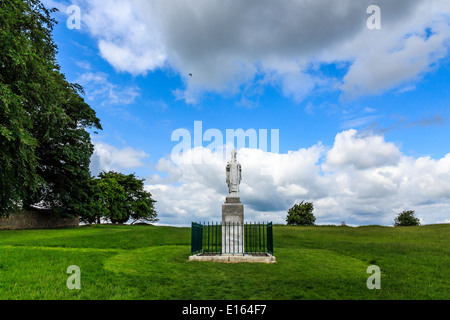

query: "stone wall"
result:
(0, 210), (79, 230)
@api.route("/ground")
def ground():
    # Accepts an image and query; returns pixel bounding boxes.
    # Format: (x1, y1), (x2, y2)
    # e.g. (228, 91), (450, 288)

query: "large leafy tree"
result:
(91, 175), (128, 224)
(22, 80), (101, 216)
(83, 172), (158, 224)
(0, 0), (101, 217)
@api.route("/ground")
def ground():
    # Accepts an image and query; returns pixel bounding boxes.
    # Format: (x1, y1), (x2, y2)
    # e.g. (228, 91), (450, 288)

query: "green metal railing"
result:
(191, 222), (274, 255)
(267, 222), (273, 255)
(191, 222), (204, 254)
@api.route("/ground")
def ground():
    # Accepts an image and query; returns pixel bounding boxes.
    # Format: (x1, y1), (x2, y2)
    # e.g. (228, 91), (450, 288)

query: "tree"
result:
(81, 172), (158, 224)
(0, 0), (49, 216)
(286, 201), (316, 226)
(394, 210), (420, 227)
(81, 178), (104, 225)
(0, 0), (101, 217)
(94, 175), (128, 224)
(22, 82), (101, 216)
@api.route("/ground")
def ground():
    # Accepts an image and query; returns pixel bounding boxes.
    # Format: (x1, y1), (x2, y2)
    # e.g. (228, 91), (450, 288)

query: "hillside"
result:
(0, 224), (448, 300)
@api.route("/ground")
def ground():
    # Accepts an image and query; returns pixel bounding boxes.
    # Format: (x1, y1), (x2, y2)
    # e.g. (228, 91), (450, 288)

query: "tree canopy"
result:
(394, 210), (420, 227)
(83, 172), (158, 225)
(0, 0), (101, 217)
(286, 201), (316, 226)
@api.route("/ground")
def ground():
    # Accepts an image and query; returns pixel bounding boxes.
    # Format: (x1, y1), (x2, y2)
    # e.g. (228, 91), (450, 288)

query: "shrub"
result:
(286, 201), (316, 226)
(394, 210), (420, 227)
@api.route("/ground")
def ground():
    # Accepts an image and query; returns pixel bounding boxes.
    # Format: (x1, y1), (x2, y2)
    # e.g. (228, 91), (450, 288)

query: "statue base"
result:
(222, 196), (244, 254)
(222, 196), (244, 222)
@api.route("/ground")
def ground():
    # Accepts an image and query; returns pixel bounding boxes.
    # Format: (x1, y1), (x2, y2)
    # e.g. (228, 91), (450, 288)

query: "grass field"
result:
(0, 224), (448, 300)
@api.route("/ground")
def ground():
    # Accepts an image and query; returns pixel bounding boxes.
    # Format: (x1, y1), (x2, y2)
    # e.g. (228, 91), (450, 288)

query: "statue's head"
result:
(231, 149), (237, 160)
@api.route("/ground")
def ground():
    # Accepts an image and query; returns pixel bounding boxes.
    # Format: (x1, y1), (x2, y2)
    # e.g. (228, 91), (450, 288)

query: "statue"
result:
(223, 149), (244, 254)
(226, 149), (242, 197)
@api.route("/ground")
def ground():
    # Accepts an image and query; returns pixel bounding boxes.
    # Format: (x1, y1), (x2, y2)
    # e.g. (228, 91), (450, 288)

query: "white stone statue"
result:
(226, 149), (242, 197)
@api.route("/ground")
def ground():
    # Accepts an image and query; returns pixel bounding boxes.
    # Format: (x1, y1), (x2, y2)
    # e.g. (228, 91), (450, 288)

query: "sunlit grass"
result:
(0, 224), (448, 299)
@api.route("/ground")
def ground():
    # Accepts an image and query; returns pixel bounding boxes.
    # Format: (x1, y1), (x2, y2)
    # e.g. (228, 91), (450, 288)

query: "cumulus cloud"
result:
(325, 129), (401, 170)
(90, 141), (150, 176)
(75, 0), (450, 103)
(146, 130), (450, 227)
(80, 0), (166, 75)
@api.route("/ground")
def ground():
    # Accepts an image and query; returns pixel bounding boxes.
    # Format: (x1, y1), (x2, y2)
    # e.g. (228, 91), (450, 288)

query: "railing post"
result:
(232, 221), (235, 254)
(267, 222), (273, 255)
(244, 223), (247, 253)
(191, 222), (194, 253)
(258, 222), (261, 252)
(241, 222), (244, 255)
(191, 222), (205, 254)
(253, 222), (256, 254)
(237, 221), (239, 254)
(263, 222), (266, 253)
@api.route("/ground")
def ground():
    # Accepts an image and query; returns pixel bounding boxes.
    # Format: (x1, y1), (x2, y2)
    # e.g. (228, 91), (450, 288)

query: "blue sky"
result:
(44, 0), (450, 226)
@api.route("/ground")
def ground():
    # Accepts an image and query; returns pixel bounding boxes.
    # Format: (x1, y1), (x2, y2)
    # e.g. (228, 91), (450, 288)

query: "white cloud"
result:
(90, 141), (150, 176)
(98, 40), (166, 76)
(325, 129), (401, 170)
(76, 72), (140, 106)
(76, 0), (450, 103)
(75, 60), (92, 70)
(79, 0), (166, 75)
(146, 130), (450, 227)
(339, 24), (450, 97)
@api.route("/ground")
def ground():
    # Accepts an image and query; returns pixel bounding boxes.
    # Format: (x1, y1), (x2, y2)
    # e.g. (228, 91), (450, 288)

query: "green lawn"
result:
(0, 224), (448, 300)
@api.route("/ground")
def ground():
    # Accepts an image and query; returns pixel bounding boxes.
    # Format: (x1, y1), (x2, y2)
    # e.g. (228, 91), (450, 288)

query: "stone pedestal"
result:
(222, 196), (244, 254)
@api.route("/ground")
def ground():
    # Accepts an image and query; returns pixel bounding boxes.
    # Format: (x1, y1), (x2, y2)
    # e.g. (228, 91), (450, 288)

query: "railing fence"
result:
(191, 221), (273, 255)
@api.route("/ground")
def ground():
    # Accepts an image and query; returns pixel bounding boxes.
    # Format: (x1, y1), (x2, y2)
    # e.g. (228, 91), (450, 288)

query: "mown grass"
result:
(0, 224), (448, 300)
